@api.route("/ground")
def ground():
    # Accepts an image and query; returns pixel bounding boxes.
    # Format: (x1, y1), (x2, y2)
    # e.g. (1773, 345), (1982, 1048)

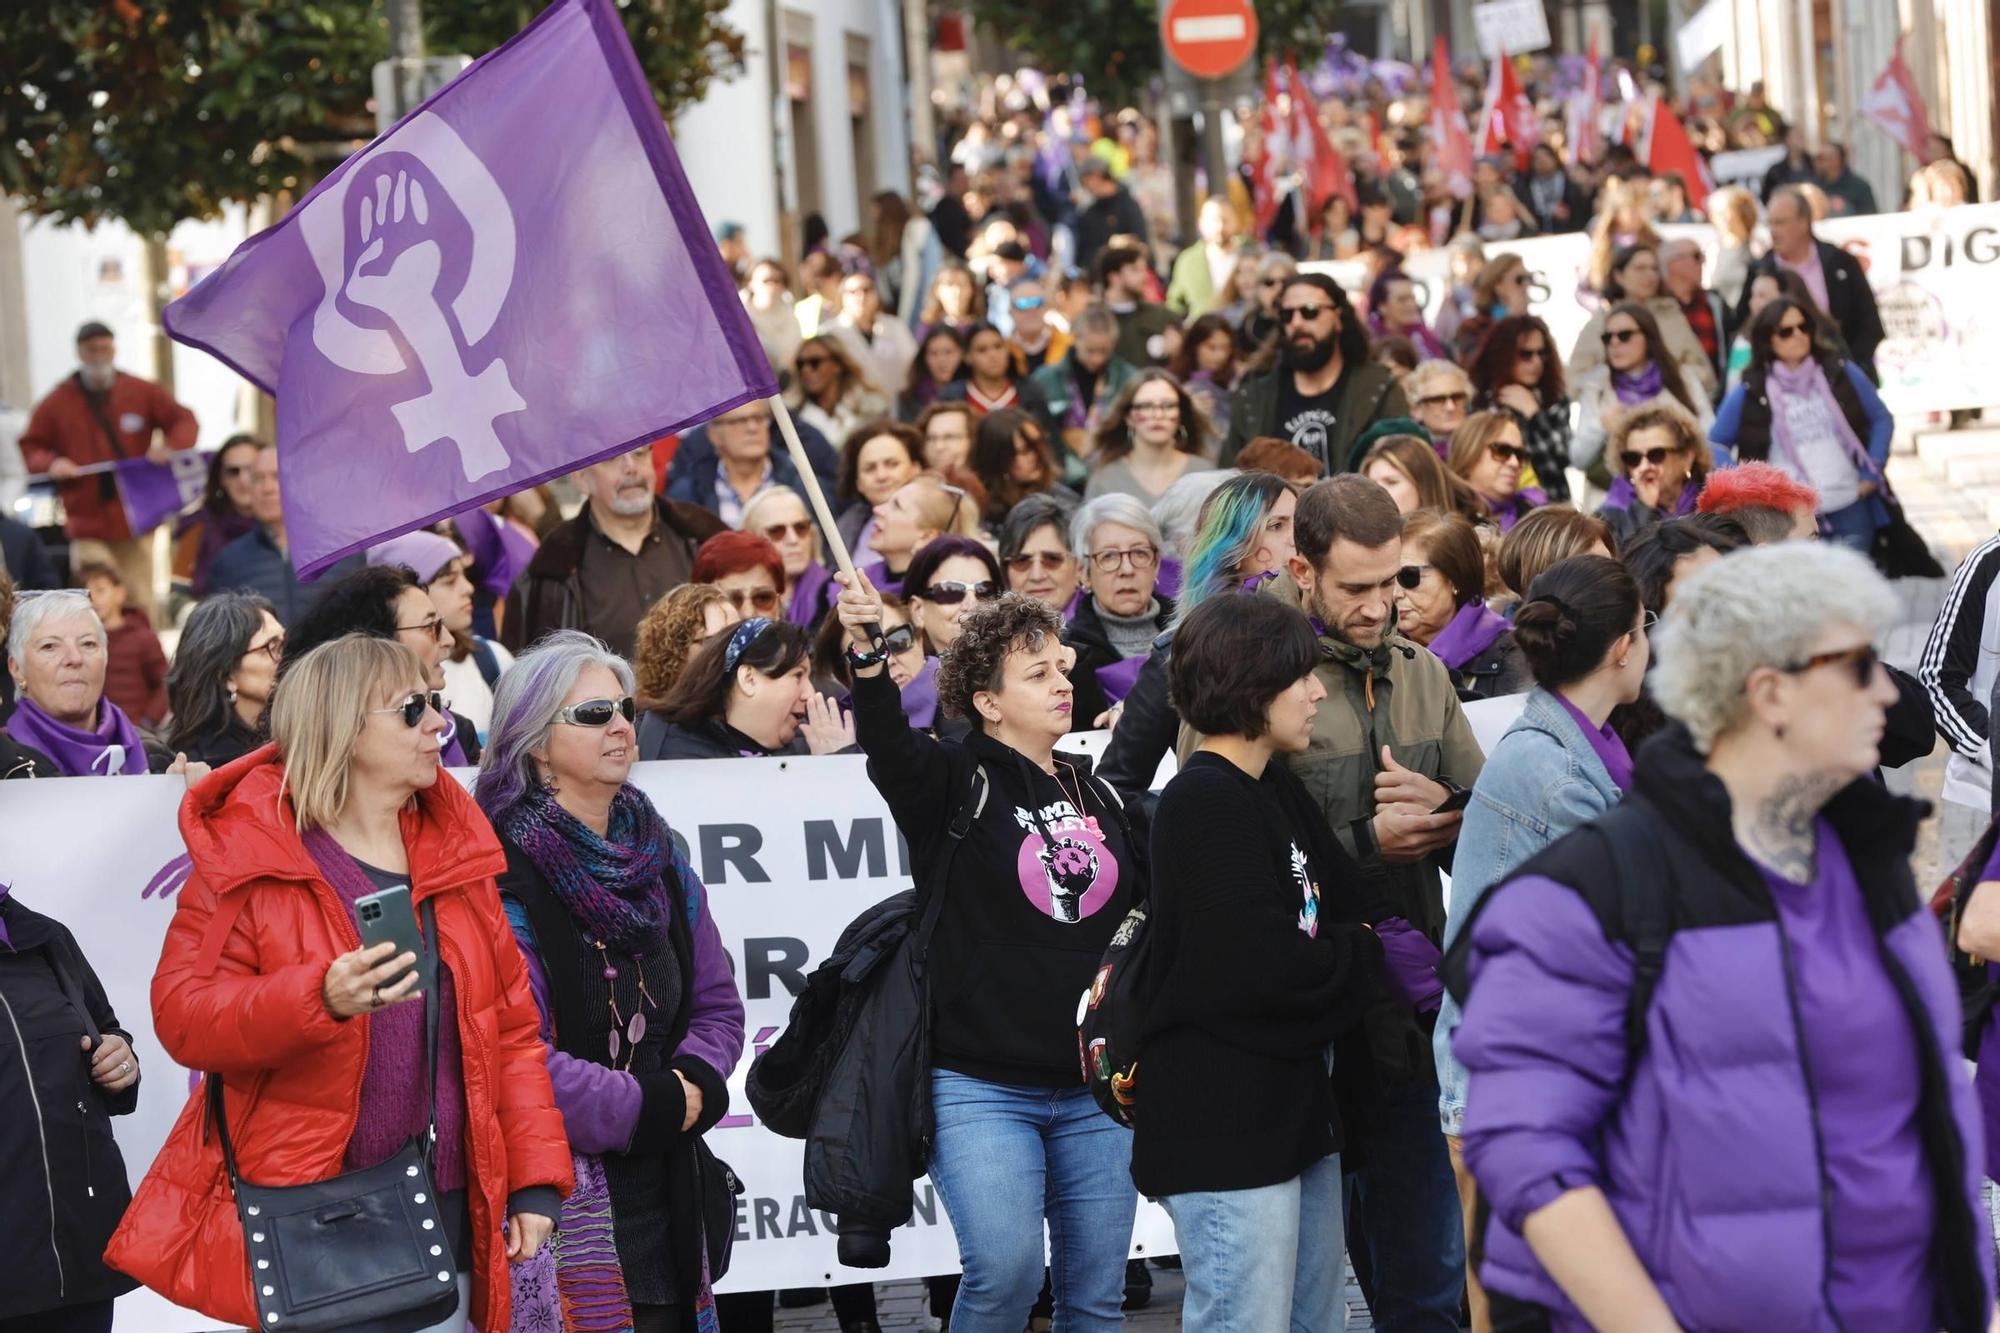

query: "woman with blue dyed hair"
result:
(475, 630), (747, 1333)
(1097, 471), (1299, 801)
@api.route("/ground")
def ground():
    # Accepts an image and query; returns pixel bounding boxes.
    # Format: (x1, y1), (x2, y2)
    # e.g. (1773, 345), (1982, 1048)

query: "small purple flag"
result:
(163, 0), (777, 576)
(115, 452), (209, 536)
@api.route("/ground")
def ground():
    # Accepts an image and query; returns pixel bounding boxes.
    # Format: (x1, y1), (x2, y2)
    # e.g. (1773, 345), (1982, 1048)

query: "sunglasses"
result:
(1781, 642), (1881, 690)
(922, 579), (1000, 605)
(1487, 443), (1527, 464)
(1087, 546), (1159, 574)
(1601, 327), (1643, 347)
(722, 587), (783, 614)
(1007, 550), (1071, 572)
(1395, 565), (1428, 590)
(556, 695), (637, 728)
(1416, 391), (1469, 409)
(1773, 321), (1811, 340)
(1620, 445), (1687, 469)
(397, 615), (447, 643)
(796, 354), (833, 370)
(1012, 294), (1046, 311)
(1282, 303), (1329, 323)
(878, 624), (919, 655)
(371, 690), (444, 728)
(1516, 346), (1548, 361)
(1259, 277), (1286, 287)
(761, 520), (815, 542)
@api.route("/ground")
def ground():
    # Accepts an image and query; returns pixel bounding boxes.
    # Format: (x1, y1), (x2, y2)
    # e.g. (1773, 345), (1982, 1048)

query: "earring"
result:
(1616, 657), (1628, 668)
(1774, 722), (1786, 741)
(227, 683), (239, 704)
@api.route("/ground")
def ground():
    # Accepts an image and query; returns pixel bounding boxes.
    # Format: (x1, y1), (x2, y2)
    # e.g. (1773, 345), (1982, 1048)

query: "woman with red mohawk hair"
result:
(1697, 461), (1821, 544)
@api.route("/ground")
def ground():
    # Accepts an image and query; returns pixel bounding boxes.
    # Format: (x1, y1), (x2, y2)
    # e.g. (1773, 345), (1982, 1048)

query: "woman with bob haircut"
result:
(1451, 543), (1993, 1332)
(636, 617), (850, 761)
(831, 572), (1145, 1332)
(1597, 404), (1711, 547)
(996, 495), (1083, 615)
(161, 591), (284, 770)
(475, 631), (746, 1332)
(1447, 410), (1546, 532)
(740, 487), (835, 628)
(109, 634), (572, 1332)
(1494, 507), (1615, 607)
(1432, 555), (1649, 1330)
(1136, 592), (1384, 1331)
(1397, 510), (1531, 701)
(902, 534), (1006, 657)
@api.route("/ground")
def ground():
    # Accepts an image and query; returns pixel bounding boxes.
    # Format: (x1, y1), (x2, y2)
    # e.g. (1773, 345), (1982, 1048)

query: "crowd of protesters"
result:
(7, 39), (2000, 1333)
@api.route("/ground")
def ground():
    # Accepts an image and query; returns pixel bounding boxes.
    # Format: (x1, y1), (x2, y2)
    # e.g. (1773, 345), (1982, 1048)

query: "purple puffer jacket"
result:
(1453, 731), (1993, 1332)
(503, 846), (745, 1152)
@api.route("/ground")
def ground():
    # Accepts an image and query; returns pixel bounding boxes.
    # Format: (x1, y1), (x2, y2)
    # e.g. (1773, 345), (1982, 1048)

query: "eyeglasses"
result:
(1259, 277), (1286, 287)
(1281, 303), (1329, 323)
(761, 520), (815, 542)
(221, 464), (256, 479)
(1127, 401), (1180, 418)
(796, 354), (833, 370)
(1641, 610), (1660, 632)
(397, 615), (447, 643)
(721, 586), (783, 614)
(1516, 346), (1548, 362)
(1773, 320), (1811, 341)
(921, 579), (1000, 605)
(1619, 445), (1687, 469)
(1395, 564), (1430, 590)
(1416, 391), (1469, 409)
(1007, 550), (1072, 572)
(1087, 546), (1159, 574)
(245, 635), (284, 665)
(1508, 272), (1532, 287)
(1487, 443), (1527, 464)
(555, 695), (637, 728)
(1012, 294), (1046, 311)
(1601, 327), (1643, 347)
(1780, 642), (1881, 690)
(371, 690), (444, 728)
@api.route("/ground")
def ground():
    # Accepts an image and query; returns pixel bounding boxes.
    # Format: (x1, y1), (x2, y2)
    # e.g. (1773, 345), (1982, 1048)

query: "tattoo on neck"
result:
(1741, 774), (1841, 882)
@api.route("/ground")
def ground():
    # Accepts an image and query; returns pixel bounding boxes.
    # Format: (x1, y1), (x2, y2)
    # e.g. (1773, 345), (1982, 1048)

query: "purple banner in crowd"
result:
(162, 0), (777, 576)
(115, 453), (208, 536)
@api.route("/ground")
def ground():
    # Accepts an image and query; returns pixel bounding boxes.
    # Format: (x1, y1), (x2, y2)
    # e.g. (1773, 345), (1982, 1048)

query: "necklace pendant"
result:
(1082, 815), (1102, 837)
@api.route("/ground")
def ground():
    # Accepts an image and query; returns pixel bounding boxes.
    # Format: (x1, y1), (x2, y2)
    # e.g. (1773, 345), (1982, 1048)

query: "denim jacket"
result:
(1433, 688), (1624, 1134)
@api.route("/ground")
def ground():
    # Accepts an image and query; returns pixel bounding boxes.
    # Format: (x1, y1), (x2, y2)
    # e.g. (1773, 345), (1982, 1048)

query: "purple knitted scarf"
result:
(496, 783), (672, 954)
(6, 695), (148, 776)
(1611, 360), (1665, 406)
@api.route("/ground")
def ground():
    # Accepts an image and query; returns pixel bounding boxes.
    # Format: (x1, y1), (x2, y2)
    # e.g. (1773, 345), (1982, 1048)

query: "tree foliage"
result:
(963, 0), (1335, 105)
(0, 0), (745, 237)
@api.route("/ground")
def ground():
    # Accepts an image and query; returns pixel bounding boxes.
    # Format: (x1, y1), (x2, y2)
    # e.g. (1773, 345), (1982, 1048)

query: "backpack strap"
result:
(1606, 815), (1673, 1068)
(470, 637), (502, 689)
(914, 762), (987, 952)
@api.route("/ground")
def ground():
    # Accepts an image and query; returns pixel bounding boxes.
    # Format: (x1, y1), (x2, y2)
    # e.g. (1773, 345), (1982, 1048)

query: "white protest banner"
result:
(0, 760), (1179, 1330)
(1471, 0), (1550, 59)
(1675, 0), (1730, 72)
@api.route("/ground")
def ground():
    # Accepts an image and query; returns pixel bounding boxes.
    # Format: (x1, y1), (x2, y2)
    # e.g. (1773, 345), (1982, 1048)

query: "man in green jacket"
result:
(1164, 198), (1239, 319)
(1220, 273), (1410, 473)
(1274, 473), (1481, 1331)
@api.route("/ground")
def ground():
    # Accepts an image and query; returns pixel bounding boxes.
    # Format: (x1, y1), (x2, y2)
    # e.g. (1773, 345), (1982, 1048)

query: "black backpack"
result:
(1073, 776), (1152, 1127)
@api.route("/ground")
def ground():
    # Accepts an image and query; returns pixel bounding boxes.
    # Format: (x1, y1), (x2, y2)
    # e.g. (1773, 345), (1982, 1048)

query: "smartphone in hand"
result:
(355, 885), (427, 997)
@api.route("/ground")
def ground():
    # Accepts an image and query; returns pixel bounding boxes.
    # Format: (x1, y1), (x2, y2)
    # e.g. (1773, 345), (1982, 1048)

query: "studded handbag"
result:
(207, 902), (459, 1331)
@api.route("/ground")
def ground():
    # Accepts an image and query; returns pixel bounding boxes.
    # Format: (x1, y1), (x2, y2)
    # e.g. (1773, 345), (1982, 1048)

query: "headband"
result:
(724, 617), (774, 674)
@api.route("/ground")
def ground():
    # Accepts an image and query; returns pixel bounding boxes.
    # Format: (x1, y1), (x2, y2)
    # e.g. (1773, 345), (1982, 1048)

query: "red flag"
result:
(1288, 61), (1358, 220)
(1250, 60), (1285, 235)
(1429, 37), (1474, 198)
(1644, 95), (1712, 211)
(1476, 48), (1539, 172)
(1859, 34), (1934, 160)
(1476, 49), (1506, 159)
(1568, 27), (1603, 166)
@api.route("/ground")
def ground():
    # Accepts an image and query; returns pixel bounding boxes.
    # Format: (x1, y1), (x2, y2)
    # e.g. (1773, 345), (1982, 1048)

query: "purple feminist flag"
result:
(163, 0), (777, 577)
(114, 452), (209, 535)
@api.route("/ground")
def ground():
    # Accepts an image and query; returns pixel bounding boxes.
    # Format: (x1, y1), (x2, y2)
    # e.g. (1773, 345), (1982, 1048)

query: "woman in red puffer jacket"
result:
(105, 634), (572, 1332)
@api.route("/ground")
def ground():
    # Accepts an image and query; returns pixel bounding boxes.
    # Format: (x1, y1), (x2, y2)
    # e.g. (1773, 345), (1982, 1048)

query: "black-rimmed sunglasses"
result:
(556, 696), (637, 728)
(1620, 445), (1687, 469)
(922, 579), (1000, 605)
(1781, 643), (1881, 689)
(372, 691), (444, 728)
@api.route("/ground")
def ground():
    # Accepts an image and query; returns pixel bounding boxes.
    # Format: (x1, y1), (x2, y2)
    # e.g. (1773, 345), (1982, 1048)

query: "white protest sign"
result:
(1675, 0), (1731, 72)
(1, 759), (1179, 1330)
(1471, 0), (1551, 58)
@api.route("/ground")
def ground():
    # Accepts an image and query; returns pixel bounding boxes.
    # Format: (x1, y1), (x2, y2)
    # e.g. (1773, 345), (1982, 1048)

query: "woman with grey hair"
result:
(473, 630), (745, 1333)
(1447, 544), (1993, 1331)
(158, 591), (283, 770)
(4, 590), (146, 775)
(1063, 493), (1173, 732)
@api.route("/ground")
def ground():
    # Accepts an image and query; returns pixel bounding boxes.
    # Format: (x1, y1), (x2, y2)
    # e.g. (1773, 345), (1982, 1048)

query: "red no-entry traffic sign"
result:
(1161, 0), (1259, 81)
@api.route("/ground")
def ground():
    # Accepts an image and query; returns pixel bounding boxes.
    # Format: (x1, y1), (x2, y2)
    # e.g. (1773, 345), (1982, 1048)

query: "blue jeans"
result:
(1821, 499), (1876, 552)
(927, 1069), (1137, 1333)
(1345, 1076), (1464, 1332)
(1161, 1152), (1347, 1332)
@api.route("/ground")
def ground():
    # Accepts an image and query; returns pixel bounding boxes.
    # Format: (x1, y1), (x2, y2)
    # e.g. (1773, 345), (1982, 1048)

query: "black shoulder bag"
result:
(207, 902), (459, 1332)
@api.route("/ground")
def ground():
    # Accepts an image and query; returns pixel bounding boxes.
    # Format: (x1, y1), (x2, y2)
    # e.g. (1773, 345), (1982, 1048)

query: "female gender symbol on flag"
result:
(164, 0), (777, 577)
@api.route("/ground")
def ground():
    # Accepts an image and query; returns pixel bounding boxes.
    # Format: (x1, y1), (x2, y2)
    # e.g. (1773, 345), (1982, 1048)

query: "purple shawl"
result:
(1768, 357), (1869, 479)
(1427, 601), (1511, 671)
(1154, 555), (1184, 602)
(6, 696), (148, 776)
(900, 656), (941, 729)
(1367, 311), (1449, 361)
(788, 561), (834, 628)
(1553, 691), (1635, 791)
(1484, 487), (1547, 532)
(1094, 654), (1147, 705)
(1603, 475), (1700, 518)
(1611, 361), (1666, 406)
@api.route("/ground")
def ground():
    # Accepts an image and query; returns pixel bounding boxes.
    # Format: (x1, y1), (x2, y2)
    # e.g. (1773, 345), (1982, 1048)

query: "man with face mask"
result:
(19, 323), (197, 617)
(1221, 275), (1409, 472)
(1269, 474), (1483, 1333)
(502, 445), (726, 658)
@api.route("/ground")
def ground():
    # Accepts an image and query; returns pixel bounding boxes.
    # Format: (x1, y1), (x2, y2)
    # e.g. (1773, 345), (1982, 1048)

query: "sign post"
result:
(1159, 0), (1258, 214)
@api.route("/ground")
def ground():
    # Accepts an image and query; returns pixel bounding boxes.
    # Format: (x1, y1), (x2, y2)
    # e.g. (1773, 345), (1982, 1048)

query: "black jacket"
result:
(1514, 169), (1592, 234)
(635, 712), (809, 761)
(1451, 631), (1532, 703)
(1073, 186), (1149, 272)
(1219, 360), (1411, 471)
(1727, 353), (1873, 464)
(0, 515), (59, 590)
(0, 896), (140, 1319)
(501, 499), (727, 655)
(0, 731), (51, 780)
(1737, 241), (1885, 380)
(1063, 593), (1174, 733)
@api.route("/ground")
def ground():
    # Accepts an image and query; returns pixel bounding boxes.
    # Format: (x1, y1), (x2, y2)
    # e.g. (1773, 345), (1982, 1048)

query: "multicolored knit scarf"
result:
(497, 782), (671, 954)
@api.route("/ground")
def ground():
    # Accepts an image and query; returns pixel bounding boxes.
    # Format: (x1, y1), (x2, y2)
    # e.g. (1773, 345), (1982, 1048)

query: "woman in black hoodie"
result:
(833, 571), (1143, 1333)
